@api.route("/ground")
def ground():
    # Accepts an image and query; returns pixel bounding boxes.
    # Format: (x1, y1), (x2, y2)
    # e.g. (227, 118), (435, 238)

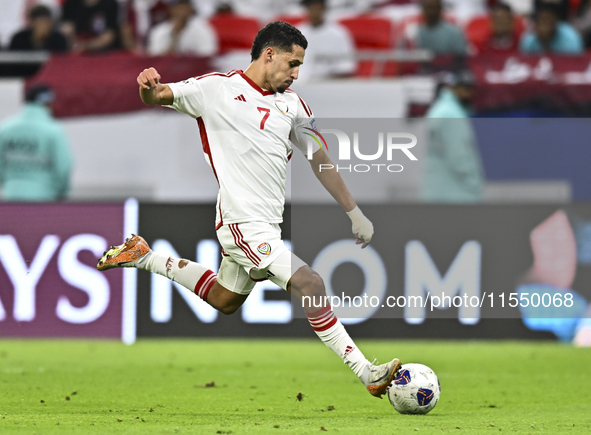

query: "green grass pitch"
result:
(1, 339), (590, 434)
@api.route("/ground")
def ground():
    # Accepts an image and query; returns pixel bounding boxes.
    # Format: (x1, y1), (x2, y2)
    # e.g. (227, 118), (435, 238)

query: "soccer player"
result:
(97, 21), (400, 398)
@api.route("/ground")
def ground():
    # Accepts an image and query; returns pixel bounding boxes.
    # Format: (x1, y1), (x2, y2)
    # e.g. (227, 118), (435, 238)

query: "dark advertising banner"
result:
(136, 203), (591, 341)
(3, 202), (588, 341)
(135, 204), (309, 339)
(0, 202), (133, 338)
(291, 205), (591, 341)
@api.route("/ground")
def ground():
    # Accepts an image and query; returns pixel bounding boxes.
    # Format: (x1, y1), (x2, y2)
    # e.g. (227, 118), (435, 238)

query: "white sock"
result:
(137, 251), (217, 301)
(306, 305), (371, 385)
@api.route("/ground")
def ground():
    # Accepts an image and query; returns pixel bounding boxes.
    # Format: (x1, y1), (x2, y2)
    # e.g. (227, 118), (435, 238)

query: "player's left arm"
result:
(309, 148), (374, 248)
(290, 94), (373, 248)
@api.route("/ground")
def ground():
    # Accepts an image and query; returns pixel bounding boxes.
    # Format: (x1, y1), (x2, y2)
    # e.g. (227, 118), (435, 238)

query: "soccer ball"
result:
(387, 363), (440, 414)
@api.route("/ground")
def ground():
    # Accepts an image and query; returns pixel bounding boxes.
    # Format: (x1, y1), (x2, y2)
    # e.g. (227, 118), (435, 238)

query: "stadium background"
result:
(2, 2), (591, 433)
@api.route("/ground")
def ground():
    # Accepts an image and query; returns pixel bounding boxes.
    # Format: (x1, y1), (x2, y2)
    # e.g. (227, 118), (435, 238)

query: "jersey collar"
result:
(239, 71), (275, 96)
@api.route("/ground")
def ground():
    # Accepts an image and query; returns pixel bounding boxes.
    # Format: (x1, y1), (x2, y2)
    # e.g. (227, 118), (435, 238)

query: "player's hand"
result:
(137, 67), (161, 90)
(346, 206), (373, 249)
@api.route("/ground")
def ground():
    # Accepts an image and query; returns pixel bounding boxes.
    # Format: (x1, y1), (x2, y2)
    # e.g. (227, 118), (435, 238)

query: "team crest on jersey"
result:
(257, 242), (272, 255)
(275, 100), (288, 115)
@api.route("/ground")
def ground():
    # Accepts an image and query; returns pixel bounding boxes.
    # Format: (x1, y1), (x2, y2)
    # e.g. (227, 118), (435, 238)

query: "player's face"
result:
(266, 45), (305, 93)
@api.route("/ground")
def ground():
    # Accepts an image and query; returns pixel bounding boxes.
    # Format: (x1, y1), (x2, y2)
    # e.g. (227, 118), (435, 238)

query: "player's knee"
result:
(300, 270), (325, 299)
(218, 304), (240, 316)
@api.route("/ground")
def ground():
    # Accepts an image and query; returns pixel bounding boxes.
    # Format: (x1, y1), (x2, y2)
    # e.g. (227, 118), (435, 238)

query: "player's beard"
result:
(276, 79), (293, 94)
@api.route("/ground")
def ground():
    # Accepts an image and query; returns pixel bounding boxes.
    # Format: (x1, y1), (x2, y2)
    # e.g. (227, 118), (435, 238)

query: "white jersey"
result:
(166, 70), (320, 228)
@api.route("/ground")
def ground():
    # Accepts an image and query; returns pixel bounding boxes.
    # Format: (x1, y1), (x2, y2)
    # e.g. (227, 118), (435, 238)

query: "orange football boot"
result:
(97, 234), (150, 271)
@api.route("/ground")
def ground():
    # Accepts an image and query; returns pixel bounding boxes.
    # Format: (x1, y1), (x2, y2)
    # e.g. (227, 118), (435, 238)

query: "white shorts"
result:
(216, 222), (307, 295)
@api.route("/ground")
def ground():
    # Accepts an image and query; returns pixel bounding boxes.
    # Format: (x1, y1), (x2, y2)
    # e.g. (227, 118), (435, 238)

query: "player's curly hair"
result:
(250, 21), (308, 61)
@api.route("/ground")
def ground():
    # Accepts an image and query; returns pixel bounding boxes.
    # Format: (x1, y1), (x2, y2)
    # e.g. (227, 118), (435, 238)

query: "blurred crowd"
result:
(1, 0), (591, 79)
(2, 0), (589, 203)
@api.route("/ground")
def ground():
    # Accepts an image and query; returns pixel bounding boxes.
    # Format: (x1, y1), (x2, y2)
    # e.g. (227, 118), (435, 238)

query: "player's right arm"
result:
(137, 67), (174, 106)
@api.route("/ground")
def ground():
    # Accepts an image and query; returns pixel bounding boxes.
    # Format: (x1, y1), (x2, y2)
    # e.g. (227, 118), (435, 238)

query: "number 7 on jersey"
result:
(257, 107), (270, 130)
